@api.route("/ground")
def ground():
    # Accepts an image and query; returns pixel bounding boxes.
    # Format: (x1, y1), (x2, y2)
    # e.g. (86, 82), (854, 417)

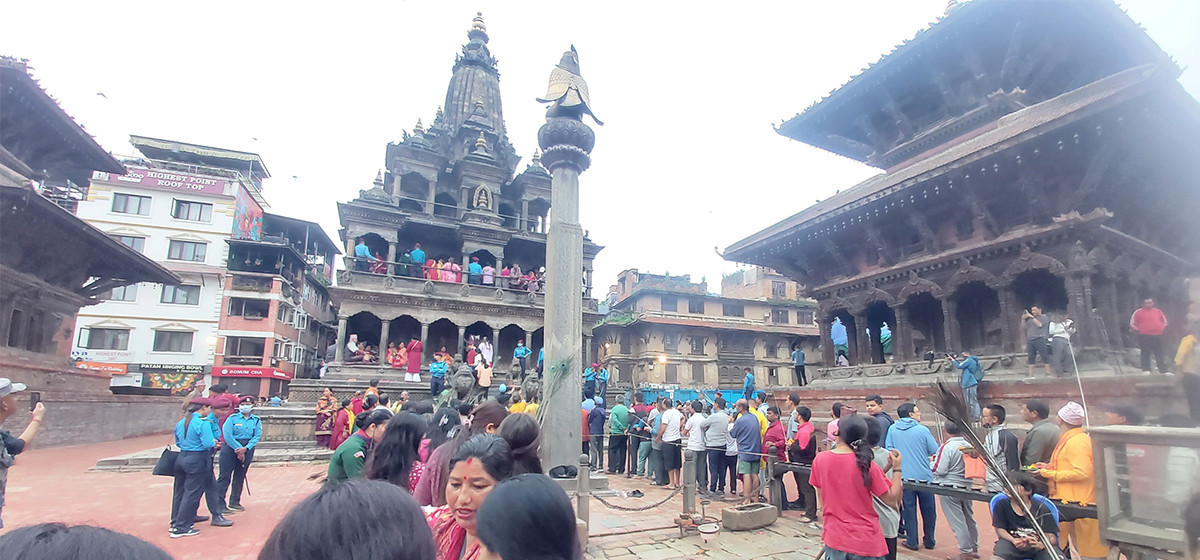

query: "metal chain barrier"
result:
(591, 483), (684, 512)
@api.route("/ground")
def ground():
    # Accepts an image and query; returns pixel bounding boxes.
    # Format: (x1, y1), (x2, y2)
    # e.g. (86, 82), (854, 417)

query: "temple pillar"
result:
(521, 200), (530, 232)
(456, 326), (466, 358)
(387, 243), (397, 276)
(492, 328), (501, 353)
(893, 304), (911, 362)
(819, 317), (835, 365)
(585, 336), (593, 368)
(997, 286), (1016, 353)
(335, 316), (348, 362)
(378, 319), (391, 369)
(584, 267), (594, 298)
(941, 297), (959, 352)
(1065, 275), (1087, 346)
(462, 255), (470, 284)
(1101, 278), (1123, 348)
(495, 256), (505, 281)
(420, 322), (430, 356)
(425, 182), (436, 215)
(854, 312), (872, 365)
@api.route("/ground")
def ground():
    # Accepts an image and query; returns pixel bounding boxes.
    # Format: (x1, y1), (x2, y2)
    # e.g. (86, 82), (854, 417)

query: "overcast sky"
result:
(7, 1), (1198, 295)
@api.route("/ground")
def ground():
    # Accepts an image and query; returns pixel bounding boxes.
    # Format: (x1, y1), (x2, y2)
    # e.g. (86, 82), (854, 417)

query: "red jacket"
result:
(582, 410), (590, 442)
(764, 421), (787, 462)
(1130, 307), (1168, 336)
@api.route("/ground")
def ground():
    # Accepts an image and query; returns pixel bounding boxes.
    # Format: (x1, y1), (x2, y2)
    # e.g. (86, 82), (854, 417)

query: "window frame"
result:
(152, 330), (194, 353)
(771, 308), (790, 324)
(772, 281), (787, 298)
(110, 235), (146, 253)
(160, 284), (201, 305)
(112, 193), (151, 216)
(78, 327), (131, 350)
(687, 299), (705, 314)
(721, 303), (745, 317)
(660, 297), (678, 312)
(171, 199), (213, 222)
(102, 284), (139, 302)
(167, 240), (207, 262)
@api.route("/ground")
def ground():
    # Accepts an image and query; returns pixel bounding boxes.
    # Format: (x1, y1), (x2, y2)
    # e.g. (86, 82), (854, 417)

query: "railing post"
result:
(767, 450), (783, 511)
(577, 453), (590, 527)
(683, 449), (696, 515)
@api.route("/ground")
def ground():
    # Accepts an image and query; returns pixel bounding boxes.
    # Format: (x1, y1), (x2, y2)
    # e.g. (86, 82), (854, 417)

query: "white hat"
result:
(0, 378), (28, 398)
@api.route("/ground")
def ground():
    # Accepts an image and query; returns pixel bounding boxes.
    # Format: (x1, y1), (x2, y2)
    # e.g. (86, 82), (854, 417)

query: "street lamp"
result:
(657, 355), (667, 364)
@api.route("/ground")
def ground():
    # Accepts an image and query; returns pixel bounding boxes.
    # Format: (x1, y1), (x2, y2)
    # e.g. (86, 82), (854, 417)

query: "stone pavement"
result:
(3, 435), (999, 560)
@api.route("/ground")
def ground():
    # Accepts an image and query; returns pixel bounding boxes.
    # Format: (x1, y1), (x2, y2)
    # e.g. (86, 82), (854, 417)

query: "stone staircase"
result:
(92, 440), (332, 472)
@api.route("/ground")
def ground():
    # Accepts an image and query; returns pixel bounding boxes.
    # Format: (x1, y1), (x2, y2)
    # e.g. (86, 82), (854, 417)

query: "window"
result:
(772, 308), (790, 324)
(153, 331), (193, 352)
(768, 367), (778, 383)
(721, 303), (744, 317)
(772, 281), (787, 298)
(171, 200), (213, 222)
(619, 335), (630, 354)
(110, 235), (145, 253)
(660, 297), (678, 312)
(161, 285), (201, 305)
(228, 298), (271, 318)
(688, 299), (705, 314)
(663, 333), (679, 354)
(102, 284), (139, 302)
(689, 336), (705, 355)
(798, 310), (815, 325)
(665, 363), (678, 383)
(225, 337), (266, 364)
(6, 309), (23, 347)
(277, 304), (294, 325)
(112, 193), (151, 215)
(168, 240), (207, 262)
(691, 363), (705, 383)
(77, 327), (130, 350)
(767, 341), (779, 358)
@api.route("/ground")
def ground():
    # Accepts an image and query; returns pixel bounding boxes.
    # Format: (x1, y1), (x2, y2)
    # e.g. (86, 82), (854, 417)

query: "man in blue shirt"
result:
(536, 347), (544, 377)
(948, 350), (983, 422)
(729, 399), (763, 506)
(742, 368), (755, 402)
(172, 397), (232, 536)
(353, 237), (377, 272)
(467, 256), (483, 284)
(217, 396), (261, 512)
(513, 340), (532, 379)
(409, 243), (425, 277)
(583, 363), (598, 400)
(791, 346), (807, 386)
(596, 364), (609, 400)
(885, 402), (941, 551)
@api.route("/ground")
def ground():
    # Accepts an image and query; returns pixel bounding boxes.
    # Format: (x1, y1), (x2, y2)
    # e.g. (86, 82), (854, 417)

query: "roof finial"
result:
(469, 12), (488, 42)
(532, 148), (542, 165)
(435, 106), (443, 120)
(945, 0), (963, 15)
(414, 119), (425, 134)
(374, 169), (384, 187)
(475, 131), (488, 151)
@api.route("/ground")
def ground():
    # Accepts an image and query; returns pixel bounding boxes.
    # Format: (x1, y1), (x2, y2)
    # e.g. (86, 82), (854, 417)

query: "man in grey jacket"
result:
(933, 421), (978, 560)
(1020, 399), (1061, 466)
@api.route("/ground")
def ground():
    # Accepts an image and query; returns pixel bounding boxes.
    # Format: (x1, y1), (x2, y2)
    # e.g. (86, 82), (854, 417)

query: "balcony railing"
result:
(225, 356), (264, 366)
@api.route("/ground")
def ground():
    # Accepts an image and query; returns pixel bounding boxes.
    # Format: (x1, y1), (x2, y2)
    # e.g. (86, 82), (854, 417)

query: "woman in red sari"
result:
(427, 434), (513, 560)
(314, 388), (337, 448)
(330, 398), (352, 451)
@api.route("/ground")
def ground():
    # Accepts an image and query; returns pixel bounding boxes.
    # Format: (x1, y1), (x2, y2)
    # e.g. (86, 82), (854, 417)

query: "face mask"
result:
(239, 404), (253, 414)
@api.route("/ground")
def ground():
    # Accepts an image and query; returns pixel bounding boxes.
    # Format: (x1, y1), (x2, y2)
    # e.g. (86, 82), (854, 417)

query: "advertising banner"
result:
(142, 372), (203, 395)
(214, 365), (292, 380)
(75, 362), (128, 375)
(99, 165), (231, 196)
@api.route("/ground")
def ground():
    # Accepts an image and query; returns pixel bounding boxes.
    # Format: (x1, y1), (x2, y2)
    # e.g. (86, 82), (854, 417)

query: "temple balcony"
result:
(337, 267), (561, 308)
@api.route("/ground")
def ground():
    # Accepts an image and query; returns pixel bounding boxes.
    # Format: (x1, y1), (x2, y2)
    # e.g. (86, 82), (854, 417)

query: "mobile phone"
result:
(30, 391), (41, 411)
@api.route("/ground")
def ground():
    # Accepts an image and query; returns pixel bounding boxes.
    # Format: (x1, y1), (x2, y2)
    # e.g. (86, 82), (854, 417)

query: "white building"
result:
(70, 137), (269, 392)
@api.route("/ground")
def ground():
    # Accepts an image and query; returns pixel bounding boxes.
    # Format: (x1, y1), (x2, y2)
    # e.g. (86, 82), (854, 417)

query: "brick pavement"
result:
(3, 436), (999, 560)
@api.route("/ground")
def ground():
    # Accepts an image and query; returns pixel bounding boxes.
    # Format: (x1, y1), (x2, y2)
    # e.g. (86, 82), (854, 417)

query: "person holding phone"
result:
(0, 378), (46, 529)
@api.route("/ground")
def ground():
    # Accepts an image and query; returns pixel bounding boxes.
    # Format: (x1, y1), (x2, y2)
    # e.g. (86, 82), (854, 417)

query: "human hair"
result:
(634, 392), (644, 404)
(365, 412), (427, 487)
(1025, 399), (1050, 420)
(458, 402), (474, 417)
(427, 407), (462, 451)
(796, 406), (811, 421)
(897, 403), (916, 418)
(364, 394), (379, 411)
(210, 384), (228, 394)
(183, 402), (203, 434)
(340, 398), (352, 409)
(663, 398), (673, 408)
(498, 413), (543, 475)
(767, 406), (781, 416)
(258, 479), (435, 560)
(378, 394), (390, 407)
(1107, 404), (1144, 426)
(0, 523), (172, 560)
(832, 402), (844, 418)
(865, 394), (882, 405)
(1008, 470), (1041, 495)
(945, 421), (963, 436)
(431, 401), (509, 503)
(370, 379), (380, 387)
(985, 404), (1006, 424)
(692, 400), (704, 412)
(789, 393), (801, 406)
(476, 474), (582, 560)
(713, 396), (726, 410)
(355, 407), (393, 431)
(865, 412), (883, 447)
(449, 434), (514, 482)
(406, 400), (434, 416)
(838, 415), (874, 488)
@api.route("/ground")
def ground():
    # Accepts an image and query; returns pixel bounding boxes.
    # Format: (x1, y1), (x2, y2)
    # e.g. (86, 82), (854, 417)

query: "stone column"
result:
(462, 255), (470, 284)
(456, 326), (466, 358)
(819, 317), (834, 365)
(425, 182), (436, 215)
(585, 336), (593, 367)
(335, 316), (348, 362)
(387, 243), (398, 276)
(941, 296), (958, 352)
(854, 312), (872, 364)
(1102, 279), (1123, 348)
(521, 200), (530, 232)
(378, 319), (391, 369)
(584, 267), (594, 299)
(892, 304), (911, 362)
(491, 328), (501, 350)
(537, 57), (598, 471)
(420, 322), (430, 362)
(997, 286), (1016, 353)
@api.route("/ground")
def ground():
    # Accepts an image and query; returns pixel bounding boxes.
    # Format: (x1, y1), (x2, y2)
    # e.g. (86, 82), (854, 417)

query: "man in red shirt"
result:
(1130, 298), (1171, 374)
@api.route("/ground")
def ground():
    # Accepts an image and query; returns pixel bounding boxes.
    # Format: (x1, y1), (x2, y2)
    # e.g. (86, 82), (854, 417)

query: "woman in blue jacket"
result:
(170, 397), (232, 538)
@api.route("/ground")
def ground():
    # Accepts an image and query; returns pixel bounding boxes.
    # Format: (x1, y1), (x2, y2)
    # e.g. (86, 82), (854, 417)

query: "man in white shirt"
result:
(700, 397), (731, 495)
(1048, 315), (1076, 376)
(682, 400), (708, 494)
(658, 399), (685, 489)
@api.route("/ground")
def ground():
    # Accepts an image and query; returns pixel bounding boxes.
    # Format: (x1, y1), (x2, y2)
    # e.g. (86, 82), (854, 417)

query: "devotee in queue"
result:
(427, 434), (514, 560)
(327, 408), (392, 485)
(476, 474), (582, 560)
(365, 411), (428, 493)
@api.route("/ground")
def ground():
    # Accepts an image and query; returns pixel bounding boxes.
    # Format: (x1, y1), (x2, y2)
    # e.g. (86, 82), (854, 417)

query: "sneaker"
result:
(227, 504), (245, 512)
(194, 515), (210, 523)
(170, 528), (200, 538)
(211, 517), (234, 527)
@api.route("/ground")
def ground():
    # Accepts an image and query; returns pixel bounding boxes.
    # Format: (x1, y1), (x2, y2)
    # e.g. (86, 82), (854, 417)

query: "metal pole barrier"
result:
(767, 450), (783, 511)
(682, 449), (696, 514)
(577, 453), (591, 527)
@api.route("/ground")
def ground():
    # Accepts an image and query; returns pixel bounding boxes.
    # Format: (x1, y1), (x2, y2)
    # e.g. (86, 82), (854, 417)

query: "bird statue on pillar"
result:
(537, 45), (603, 125)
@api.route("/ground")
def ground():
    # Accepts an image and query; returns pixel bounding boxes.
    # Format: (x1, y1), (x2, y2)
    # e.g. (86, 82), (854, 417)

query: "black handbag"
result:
(152, 447), (179, 477)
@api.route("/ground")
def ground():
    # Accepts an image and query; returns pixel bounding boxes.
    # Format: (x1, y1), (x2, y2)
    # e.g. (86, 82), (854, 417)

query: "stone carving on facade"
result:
(863, 365), (895, 377)
(1067, 241), (1094, 275)
(472, 184), (494, 211)
(526, 291), (536, 305)
(898, 270), (944, 300)
(383, 276), (395, 289)
(1001, 244), (1067, 280)
(460, 283), (471, 297)
(907, 361), (944, 375)
(494, 288), (505, 301)
(422, 280), (435, 294)
(818, 294), (854, 317)
(338, 270), (353, 285)
(945, 259), (997, 292)
(856, 286), (896, 313)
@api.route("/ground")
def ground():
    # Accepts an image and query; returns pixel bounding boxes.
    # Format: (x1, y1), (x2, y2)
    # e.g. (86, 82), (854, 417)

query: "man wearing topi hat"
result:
(1, 378), (46, 528)
(1034, 402), (1108, 560)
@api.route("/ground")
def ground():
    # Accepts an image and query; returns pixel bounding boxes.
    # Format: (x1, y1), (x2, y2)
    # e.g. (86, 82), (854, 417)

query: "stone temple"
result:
(724, 0), (1199, 418)
(294, 14), (603, 401)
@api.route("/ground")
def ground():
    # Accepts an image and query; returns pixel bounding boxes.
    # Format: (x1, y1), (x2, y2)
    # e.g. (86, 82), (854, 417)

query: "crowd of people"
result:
(352, 240), (548, 292)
